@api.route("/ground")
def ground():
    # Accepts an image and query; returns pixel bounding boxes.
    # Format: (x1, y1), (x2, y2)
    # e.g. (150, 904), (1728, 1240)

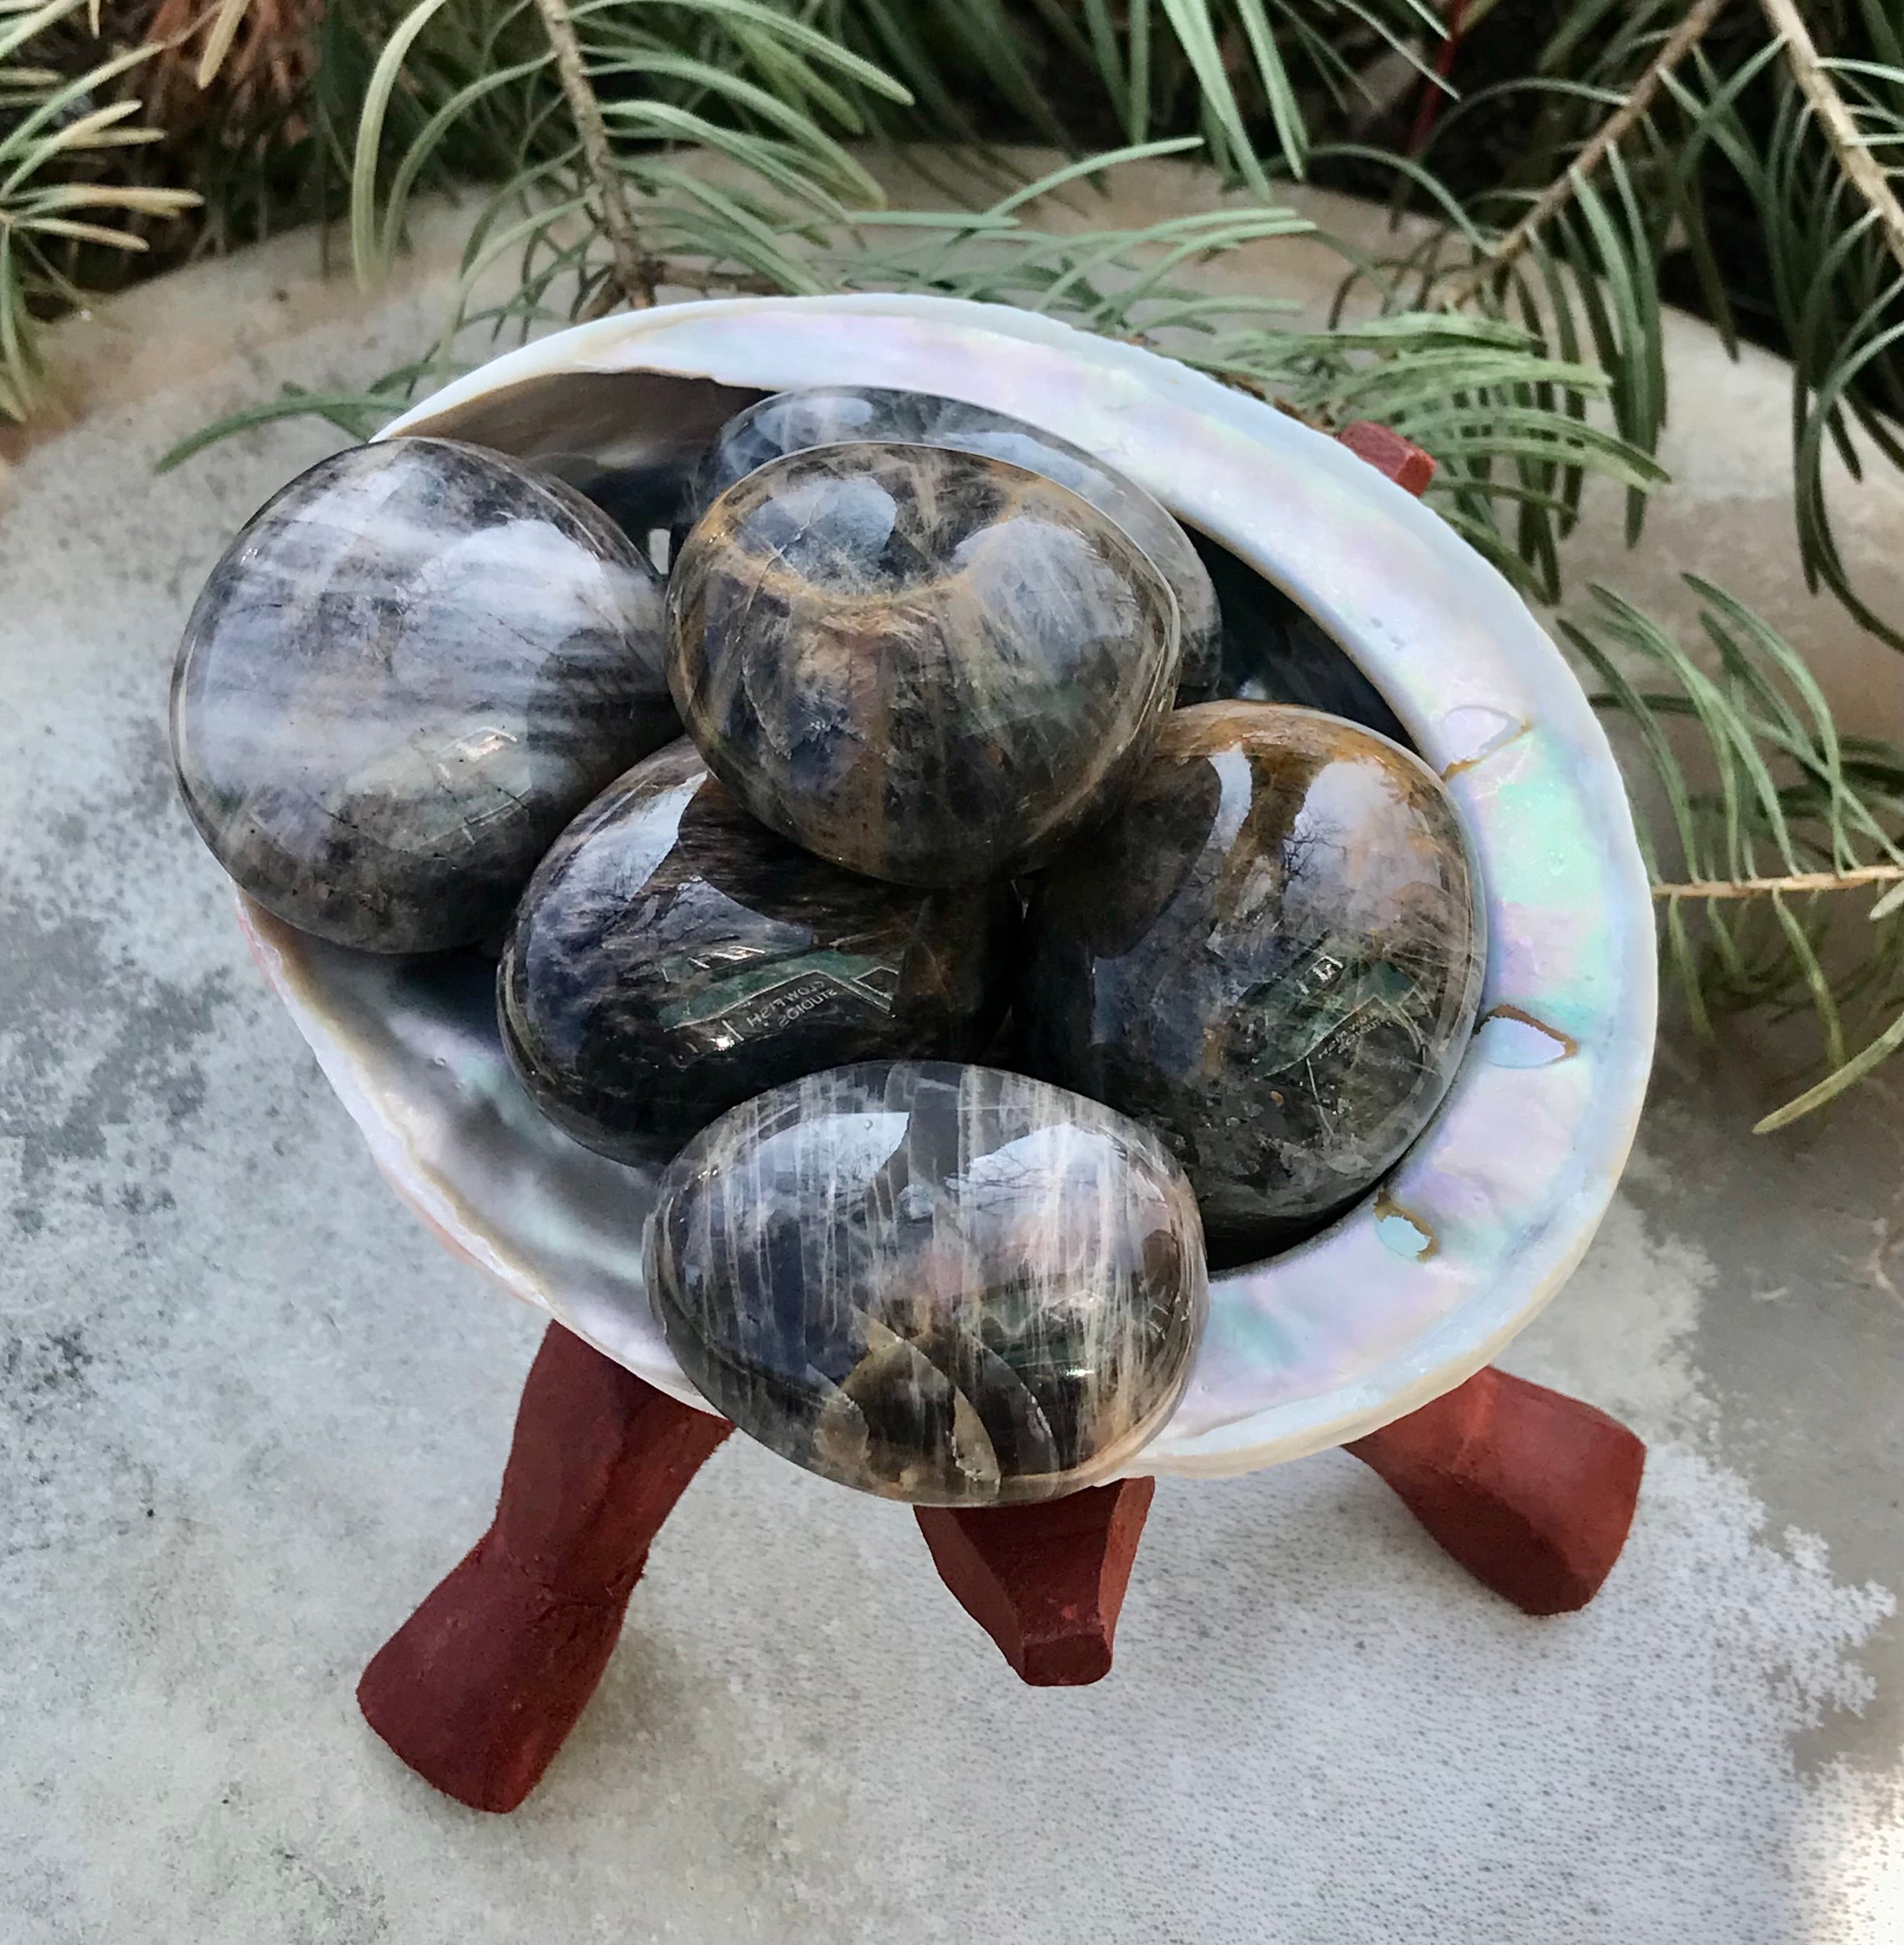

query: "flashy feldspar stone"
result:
(1192, 531), (1412, 746)
(667, 441), (1181, 887)
(171, 437), (675, 952)
(1019, 702), (1484, 1261)
(499, 741), (1019, 1157)
(646, 1062), (1207, 1504)
(688, 386), (1221, 700)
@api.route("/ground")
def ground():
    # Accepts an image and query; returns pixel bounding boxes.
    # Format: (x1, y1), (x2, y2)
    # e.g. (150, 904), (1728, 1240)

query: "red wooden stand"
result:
(359, 1327), (1643, 1810)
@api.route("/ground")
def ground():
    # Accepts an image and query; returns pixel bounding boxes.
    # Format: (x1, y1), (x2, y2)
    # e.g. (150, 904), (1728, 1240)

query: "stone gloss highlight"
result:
(171, 436), (675, 953)
(686, 385), (1222, 702)
(1020, 702), (1484, 1260)
(666, 441), (1181, 887)
(499, 740), (1018, 1158)
(645, 1062), (1207, 1504)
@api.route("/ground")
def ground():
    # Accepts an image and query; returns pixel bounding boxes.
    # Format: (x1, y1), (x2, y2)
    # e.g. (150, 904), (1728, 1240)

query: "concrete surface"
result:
(1, 190), (1899, 1943)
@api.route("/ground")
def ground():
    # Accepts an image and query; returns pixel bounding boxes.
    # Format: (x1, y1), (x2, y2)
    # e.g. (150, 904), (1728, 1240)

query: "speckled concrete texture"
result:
(1, 193), (1898, 1943)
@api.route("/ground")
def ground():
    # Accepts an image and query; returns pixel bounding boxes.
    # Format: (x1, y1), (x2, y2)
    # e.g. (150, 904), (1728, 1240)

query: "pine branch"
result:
(1757, 0), (1904, 273)
(528, 0), (657, 311)
(1654, 865), (1903, 901)
(1440, 0), (1736, 308)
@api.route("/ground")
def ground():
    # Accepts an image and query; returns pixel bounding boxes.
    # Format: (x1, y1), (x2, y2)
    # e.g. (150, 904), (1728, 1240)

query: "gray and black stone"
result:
(668, 441), (1181, 888)
(499, 740), (1019, 1159)
(687, 386), (1221, 700)
(645, 1061), (1207, 1505)
(1019, 702), (1484, 1262)
(170, 436), (675, 953)
(1192, 530), (1413, 747)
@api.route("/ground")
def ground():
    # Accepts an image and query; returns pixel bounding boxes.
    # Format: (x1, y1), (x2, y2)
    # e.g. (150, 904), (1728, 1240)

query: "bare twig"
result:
(1758, 0), (1904, 272)
(1654, 863), (1904, 901)
(529, 0), (657, 311)
(1442, 0), (1736, 308)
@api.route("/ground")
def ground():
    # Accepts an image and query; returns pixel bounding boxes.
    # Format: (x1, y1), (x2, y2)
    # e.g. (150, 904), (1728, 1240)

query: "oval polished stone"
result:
(687, 386), (1221, 700)
(1020, 703), (1484, 1260)
(667, 441), (1182, 887)
(499, 741), (1019, 1158)
(1192, 530), (1411, 745)
(171, 436), (675, 953)
(646, 1062), (1207, 1504)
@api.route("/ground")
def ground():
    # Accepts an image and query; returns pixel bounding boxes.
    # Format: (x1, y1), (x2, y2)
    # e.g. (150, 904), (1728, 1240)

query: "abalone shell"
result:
(687, 386), (1221, 700)
(666, 441), (1181, 887)
(646, 1062), (1207, 1504)
(171, 436), (675, 953)
(1019, 703), (1484, 1260)
(499, 741), (1018, 1157)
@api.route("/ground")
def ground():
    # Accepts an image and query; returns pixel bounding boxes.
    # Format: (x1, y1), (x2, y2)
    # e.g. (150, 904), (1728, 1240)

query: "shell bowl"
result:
(237, 293), (1656, 1477)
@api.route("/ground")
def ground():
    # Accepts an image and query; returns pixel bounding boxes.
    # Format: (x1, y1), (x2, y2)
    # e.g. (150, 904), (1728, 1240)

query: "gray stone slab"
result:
(1, 208), (1897, 1943)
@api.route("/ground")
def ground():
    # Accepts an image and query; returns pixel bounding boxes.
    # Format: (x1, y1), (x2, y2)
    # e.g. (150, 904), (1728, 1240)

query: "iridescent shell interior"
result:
(238, 295), (1656, 1477)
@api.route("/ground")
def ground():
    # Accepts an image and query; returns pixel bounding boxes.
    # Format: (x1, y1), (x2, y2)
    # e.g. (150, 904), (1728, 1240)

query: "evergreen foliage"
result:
(6, 0), (1900, 1122)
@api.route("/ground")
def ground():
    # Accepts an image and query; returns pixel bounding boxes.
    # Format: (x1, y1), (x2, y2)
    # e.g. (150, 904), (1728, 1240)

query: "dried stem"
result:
(1758, 0), (1904, 273)
(529, 0), (656, 311)
(1441, 0), (1735, 308)
(1653, 863), (1903, 901)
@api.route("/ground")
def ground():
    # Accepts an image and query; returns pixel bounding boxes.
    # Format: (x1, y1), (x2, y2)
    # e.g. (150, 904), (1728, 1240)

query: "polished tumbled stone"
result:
(1192, 531), (1412, 746)
(1020, 702), (1484, 1260)
(688, 386), (1220, 700)
(171, 436), (675, 952)
(667, 441), (1182, 886)
(646, 1062), (1207, 1504)
(500, 740), (1019, 1158)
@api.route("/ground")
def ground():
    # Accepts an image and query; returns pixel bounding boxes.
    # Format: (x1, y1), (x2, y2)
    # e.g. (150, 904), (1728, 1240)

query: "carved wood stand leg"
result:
(916, 1478), (1157, 1686)
(1346, 1365), (1646, 1615)
(358, 1322), (730, 1812)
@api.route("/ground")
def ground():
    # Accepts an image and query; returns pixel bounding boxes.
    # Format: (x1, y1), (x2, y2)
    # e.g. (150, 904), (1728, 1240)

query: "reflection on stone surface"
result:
(646, 1062), (1207, 1504)
(171, 437), (675, 952)
(1020, 703), (1483, 1260)
(1192, 531), (1414, 748)
(667, 441), (1181, 887)
(500, 741), (1019, 1158)
(687, 386), (1221, 700)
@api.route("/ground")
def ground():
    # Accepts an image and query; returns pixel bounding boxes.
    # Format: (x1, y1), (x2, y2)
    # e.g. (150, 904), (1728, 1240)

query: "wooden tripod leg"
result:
(358, 1323), (730, 1812)
(1347, 1366), (1645, 1616)
(917, 1477), (1156, 1686)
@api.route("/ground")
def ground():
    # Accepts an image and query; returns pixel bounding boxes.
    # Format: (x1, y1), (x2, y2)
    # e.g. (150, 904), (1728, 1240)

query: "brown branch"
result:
(1442, 0), (1736, 308)
(529, 0), (657, 312)
(1758, 0), (1904, 273)
(1653, 863), (1904, 901)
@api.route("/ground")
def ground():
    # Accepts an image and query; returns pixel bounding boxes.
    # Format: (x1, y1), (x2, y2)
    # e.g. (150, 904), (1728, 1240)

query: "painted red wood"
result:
(358, 1324), (730, 1811)
(915, 1477), (1157, 1686)
(1348, 1366), (1646, 1615)
(1336, 419), (1439, 496)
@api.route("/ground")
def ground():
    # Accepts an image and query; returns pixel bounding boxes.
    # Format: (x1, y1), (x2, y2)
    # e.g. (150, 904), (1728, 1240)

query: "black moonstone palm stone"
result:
(687, 386), (1222, 700)
(667, 441), (1182, 887)
(645, 1062), (1207, 1504)
(171, 436), (675, 953)
(499, 741), (1018, 1158)
(1191, 531), (1414, 748)
(1020, 702), (1484, 1262)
